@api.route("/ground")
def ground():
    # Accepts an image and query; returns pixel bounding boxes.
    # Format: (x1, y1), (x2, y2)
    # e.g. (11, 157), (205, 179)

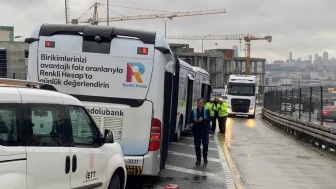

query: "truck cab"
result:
(225, 75), (258, 118)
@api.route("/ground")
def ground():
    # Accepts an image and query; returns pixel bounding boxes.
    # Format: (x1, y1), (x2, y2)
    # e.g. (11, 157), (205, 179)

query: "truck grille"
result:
(91, 116), (123, 142)
(231, 99), (251, 113)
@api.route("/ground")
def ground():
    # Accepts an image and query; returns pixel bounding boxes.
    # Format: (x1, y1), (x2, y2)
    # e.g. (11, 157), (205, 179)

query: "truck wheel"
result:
(249, 114), (255, 118)
(108, 174), (121, 189)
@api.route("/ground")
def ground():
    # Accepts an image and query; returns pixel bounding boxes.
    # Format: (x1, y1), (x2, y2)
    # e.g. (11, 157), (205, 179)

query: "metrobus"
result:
(25, 24), (211, 176)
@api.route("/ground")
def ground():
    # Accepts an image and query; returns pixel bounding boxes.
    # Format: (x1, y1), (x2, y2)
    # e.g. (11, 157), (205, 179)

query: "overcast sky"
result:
(2, 0), (335, 62)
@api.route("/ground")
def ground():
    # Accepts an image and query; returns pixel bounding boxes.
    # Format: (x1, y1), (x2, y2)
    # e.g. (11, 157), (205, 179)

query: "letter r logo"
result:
(126, 63), (145, 83)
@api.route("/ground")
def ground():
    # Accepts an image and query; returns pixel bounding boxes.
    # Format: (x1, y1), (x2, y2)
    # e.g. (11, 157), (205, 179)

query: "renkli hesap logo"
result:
(123, 62), (148, 88)
(126, 62), (145, 83)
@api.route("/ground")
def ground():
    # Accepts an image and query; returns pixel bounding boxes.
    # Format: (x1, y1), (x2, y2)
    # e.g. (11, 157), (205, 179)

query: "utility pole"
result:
(156, 16), (174, 37)
(65, 0), (69, 24)
(107, 0), (109, 26)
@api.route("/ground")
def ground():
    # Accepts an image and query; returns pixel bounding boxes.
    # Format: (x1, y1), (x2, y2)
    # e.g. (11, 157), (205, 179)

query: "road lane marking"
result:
(165, 164), (222, 178)
(168, 151), (221, 162)
(216, 133), (243, 189)
(180, 136), (215, 143)
(170, 142), (218, 151)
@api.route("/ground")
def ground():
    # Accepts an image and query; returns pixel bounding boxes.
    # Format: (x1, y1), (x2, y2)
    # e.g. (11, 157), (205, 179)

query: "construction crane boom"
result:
(101, 9), (225, 22)
(166, 34), (271, 41)
(72, 7), (226, 24)
(166, 34), (272, 75)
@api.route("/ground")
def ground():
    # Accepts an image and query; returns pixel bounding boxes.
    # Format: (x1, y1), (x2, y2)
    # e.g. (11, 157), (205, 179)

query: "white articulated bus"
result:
(25, 24), (211, 176)
(176, 63), (211, 135)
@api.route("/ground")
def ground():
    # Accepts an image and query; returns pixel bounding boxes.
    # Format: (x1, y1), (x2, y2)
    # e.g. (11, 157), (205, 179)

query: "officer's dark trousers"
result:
(193, 130), (209, 160)
(211, 116), (217, 133)
(218, 116), (227, 133)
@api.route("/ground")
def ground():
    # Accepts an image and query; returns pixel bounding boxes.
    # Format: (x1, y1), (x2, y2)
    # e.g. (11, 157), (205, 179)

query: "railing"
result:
(264, 85), (336, 124)
(262, 85), (336, 154)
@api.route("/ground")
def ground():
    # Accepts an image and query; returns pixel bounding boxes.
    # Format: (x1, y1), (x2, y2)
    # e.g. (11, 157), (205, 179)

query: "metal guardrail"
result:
(262, 108), (336, 153)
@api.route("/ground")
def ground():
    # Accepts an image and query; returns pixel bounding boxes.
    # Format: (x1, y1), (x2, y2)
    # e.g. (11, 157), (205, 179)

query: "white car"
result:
(281, 103), (293, 113)
(0, 79), (126, 189)
(294, 104), (303, 112)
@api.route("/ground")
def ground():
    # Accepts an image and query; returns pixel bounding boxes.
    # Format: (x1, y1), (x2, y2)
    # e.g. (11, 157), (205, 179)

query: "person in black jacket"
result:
(189, 98), (211, 165)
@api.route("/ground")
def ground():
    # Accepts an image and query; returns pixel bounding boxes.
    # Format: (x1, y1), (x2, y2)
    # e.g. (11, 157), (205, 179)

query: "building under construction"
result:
(0, 41), (29, 79)
(170, 43), (266, 89)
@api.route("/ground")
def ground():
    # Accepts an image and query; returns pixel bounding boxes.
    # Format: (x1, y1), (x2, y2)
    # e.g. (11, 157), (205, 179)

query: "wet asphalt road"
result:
(125, 107), (336, 189)
(126, 132), (231, 189)
(227, 108), (336, 189)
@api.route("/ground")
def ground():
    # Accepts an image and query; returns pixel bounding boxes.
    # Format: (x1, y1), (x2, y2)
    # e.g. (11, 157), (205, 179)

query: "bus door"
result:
(207, 85), (213, 101)
(185, 74), (195, 124)
(169, 58), (180, 142)
(201, 83), (212, 102)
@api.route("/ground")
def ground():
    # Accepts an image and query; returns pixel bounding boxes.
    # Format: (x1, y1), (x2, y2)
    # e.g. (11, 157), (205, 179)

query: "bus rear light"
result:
(45, 41), (55, 48)
(149, 118), (161, 151)
(137, 47), (148, 55)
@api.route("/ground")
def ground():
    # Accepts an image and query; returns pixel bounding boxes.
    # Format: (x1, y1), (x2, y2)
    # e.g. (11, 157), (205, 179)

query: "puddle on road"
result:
(156, 175), (208, 182)
(126, 176), (209, 189)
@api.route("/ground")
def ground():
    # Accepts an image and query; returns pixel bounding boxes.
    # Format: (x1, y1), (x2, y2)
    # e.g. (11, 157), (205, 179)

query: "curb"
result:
(217, 133), (246, 189)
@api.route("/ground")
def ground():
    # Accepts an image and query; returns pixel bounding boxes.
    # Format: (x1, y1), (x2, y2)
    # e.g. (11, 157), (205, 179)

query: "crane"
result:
(71, 2), (226, 25)
(166, 34), (272, 75)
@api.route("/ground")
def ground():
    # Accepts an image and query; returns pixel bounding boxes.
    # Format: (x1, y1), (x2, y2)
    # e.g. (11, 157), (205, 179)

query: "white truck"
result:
(225, 75), (258, 118)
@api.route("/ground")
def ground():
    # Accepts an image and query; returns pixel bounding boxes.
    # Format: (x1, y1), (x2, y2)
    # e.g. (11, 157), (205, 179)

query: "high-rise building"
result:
(323, 51), (329, 61)
(309, 55), (312, 62)
(314, 54), (318, 61)
(289, 52), (292, 60)
(232, 46), (238, 57)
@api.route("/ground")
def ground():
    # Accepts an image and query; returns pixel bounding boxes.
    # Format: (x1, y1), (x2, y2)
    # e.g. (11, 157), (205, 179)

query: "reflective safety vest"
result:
(205, 102), (215, 116)
(217, 102), (228, 117)
(193, 107), (208, 119)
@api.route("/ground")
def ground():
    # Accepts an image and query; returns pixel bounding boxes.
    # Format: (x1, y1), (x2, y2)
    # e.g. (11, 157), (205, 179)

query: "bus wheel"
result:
(173, 119), (182, 142)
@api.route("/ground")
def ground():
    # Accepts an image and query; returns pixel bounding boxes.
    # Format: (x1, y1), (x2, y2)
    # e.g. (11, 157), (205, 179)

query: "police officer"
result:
(189, 98), (211, 165)
(217, 98), (228, 134)
(205, 98), (216, 134)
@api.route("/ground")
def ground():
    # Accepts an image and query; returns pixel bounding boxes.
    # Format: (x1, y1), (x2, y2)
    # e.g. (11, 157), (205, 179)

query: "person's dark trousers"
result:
(222, 116), (227, 133)
(193, 130), (209, 163)
(211, 116), (217, 133)
(218, 116), (224, 133)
